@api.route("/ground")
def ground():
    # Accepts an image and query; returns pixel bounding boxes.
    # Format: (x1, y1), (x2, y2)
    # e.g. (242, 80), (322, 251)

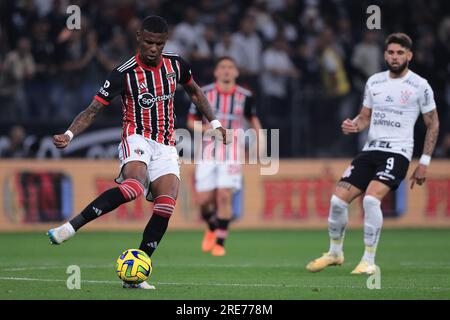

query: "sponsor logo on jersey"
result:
(373, 119), (401, 127)
(99, 80), (110, 97)
(137, 92), (175, 109)
(370, 79), (388, 86)
(403, 79), (419, 88)
(134, 148), (144, 156)
(423, 88), (430, 106)
(385, 95), (394, 103)
(368, 140), (392, 149)
(376, 171), (395, 180)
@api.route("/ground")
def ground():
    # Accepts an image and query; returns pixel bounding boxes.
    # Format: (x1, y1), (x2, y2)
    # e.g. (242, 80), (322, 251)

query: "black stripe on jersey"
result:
(172, 59), (180, 83)
(129, 72), (143, 135)
(160, 63), (171, 145)
(228, 94), (235, 129)
(215, 92), (221, 119)
(148, 71), (158, 142)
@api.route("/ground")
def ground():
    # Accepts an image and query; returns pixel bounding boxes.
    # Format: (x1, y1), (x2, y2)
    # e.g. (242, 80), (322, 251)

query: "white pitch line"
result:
(0, 263), (308, 272)
(1, 276), (450, 291)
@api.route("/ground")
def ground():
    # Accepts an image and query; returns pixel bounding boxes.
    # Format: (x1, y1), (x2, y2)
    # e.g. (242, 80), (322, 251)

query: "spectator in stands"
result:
(260, 36), (298, 118)
(214, 31), (238, 60)
(190, 25), (217, 84)
(2, 125), (30, 158)
(55, 23), (102, 120)
(231, 16), (262, 92)
(27, 18), (56, 119)
(351, 30), (382, 93)
(164, 24), (185, 56)
(96, 27), (132, 72)
(316, 27), (351, 155)
(173, 7), (205, 55)
(0, 37), (35, 120)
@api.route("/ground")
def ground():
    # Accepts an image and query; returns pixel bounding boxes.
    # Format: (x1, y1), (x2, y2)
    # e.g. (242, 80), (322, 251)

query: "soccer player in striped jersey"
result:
(187, 57), (262, 256)
(47, 16), (227, 289)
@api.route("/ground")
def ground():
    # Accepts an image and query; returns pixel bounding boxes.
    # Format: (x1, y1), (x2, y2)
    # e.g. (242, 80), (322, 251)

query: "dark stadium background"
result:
(0, 0), (449, 159)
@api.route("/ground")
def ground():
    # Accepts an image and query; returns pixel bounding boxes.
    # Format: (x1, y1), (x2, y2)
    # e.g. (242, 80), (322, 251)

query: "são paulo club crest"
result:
(166, 72), (176, 85)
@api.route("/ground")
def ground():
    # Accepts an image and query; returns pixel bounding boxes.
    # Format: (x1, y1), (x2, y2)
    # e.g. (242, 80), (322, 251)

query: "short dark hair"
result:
(384, 33), (413, 50)
(215, 56), (237, 67)
(141, 15), (168, 33)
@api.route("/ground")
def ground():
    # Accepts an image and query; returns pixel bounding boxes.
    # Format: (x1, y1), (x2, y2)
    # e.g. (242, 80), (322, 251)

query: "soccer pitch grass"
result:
(0, 229), (449, 300)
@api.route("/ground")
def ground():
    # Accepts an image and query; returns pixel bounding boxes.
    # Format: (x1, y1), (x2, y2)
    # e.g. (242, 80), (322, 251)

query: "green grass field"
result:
(0, 229), (449, 300)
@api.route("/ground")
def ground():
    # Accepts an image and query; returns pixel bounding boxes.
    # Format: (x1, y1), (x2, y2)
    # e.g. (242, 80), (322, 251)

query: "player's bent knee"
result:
(330, 195), (348, 210)
(216, 189), (232, 205)
(119, 178), (145, 201)
(363, 195), (381, 210)
(153, 195), (176, 218)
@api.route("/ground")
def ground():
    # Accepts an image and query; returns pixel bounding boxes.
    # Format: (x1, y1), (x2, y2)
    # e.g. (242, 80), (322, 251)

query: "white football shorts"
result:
(195, 162), (242, 192)
(115, 134), (180, 201)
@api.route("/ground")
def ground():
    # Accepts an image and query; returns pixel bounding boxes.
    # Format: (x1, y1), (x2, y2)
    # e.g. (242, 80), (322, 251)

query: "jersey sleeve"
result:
(362, 82), (373, 109)
(244, 94), (256, 119)
(176, 56), (193, 85)
(94, 69), (125, 106)
(418, 80), (436, 114)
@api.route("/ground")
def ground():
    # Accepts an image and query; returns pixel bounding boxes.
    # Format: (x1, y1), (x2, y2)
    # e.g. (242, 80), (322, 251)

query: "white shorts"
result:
(195, 162), (242, 192)
(115, 134), (180, 201)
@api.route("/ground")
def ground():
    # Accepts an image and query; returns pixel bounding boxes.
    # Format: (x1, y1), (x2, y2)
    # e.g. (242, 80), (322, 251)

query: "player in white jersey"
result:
(306, 33), (440, 274)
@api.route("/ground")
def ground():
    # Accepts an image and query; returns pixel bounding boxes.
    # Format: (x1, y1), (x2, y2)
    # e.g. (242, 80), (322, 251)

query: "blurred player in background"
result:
(47, 15), (227, 289)
(187, 57), (262, 256)
(306, 33), (439, 274)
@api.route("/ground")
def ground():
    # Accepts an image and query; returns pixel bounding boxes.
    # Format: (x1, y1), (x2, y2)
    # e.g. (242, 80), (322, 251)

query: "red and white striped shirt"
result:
(94, 52), (193, 146)
(188, 83), (255, 128)
(188, 83), (256, 162)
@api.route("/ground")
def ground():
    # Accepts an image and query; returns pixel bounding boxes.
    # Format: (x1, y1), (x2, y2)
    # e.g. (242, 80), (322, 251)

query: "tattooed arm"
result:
(183, 80), (228, 143)
(410, 109), (440, 189)
(183, 80), (215, 121)
(421, 109), (440, 156)
(53, 99), (105, 149)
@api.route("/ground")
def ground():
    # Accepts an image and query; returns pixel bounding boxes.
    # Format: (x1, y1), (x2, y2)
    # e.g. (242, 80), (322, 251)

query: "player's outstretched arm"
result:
(53, 99), (105, 149)
(183, 80), (228, 144)
(342, 106), (372, 135)
(410, 109), (440, 189)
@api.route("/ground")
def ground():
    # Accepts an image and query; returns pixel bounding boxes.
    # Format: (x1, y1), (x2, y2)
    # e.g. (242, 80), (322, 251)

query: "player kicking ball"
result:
(306, 33), (439, 274)
(47, 16), (227, 289)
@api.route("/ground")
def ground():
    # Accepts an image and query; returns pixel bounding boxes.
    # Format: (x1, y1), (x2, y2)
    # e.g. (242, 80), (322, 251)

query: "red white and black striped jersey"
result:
(188, 83), (255, 128)
(94, 52), (193, 146)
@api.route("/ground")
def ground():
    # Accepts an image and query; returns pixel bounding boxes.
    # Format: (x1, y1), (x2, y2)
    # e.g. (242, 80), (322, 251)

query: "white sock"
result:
(362, 195), (383, 264)
(63, 222), (76, 235)
(328, 195), (348, 256)
(363, 246), (377, 265)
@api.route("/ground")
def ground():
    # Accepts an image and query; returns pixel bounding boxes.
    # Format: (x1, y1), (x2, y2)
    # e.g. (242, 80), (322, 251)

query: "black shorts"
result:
(339, 151), (410, 191)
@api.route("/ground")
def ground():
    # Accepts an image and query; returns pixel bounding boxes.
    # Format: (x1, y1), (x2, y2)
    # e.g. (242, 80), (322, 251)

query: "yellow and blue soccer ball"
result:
(116, 249), (152, 284)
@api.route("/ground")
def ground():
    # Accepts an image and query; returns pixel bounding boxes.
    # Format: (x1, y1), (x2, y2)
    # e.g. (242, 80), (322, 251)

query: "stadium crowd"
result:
(0, 0), (449, 157)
